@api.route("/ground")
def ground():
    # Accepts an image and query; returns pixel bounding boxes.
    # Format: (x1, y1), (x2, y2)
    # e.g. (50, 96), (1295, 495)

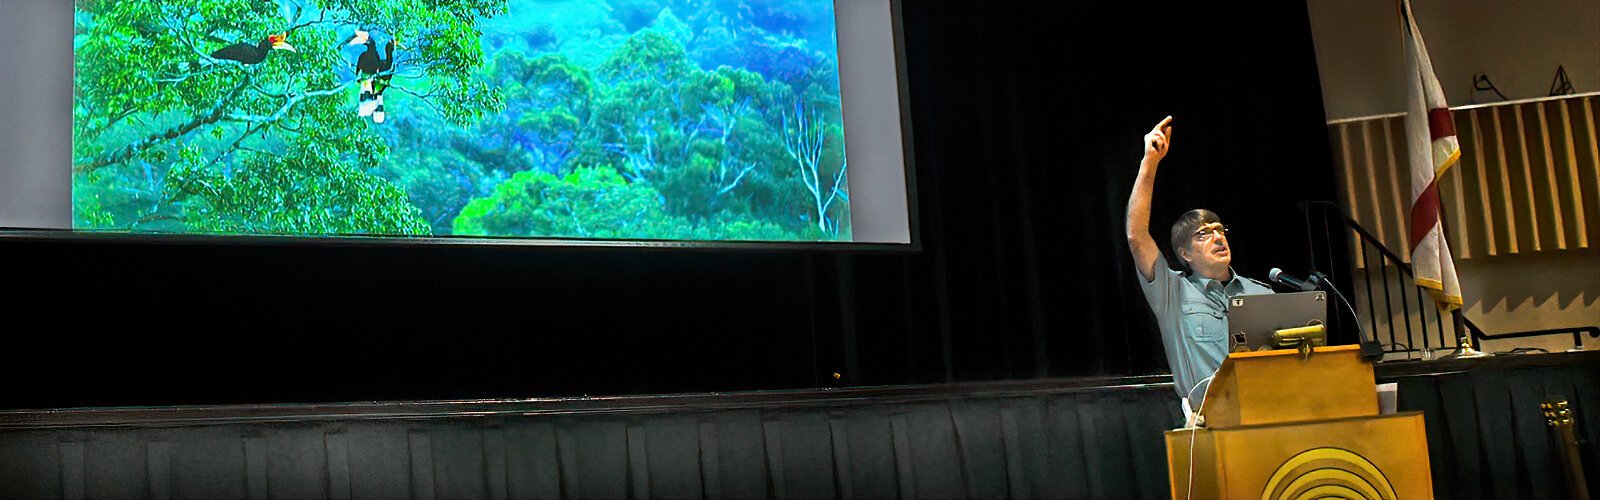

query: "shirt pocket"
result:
(1180, 303), (1228, 343)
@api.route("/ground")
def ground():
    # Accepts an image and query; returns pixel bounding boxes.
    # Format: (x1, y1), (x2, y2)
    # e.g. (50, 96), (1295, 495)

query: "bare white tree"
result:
(703, 98), (756, 195)
(609, 119), (659, 184)
(782, 100), (848, 234)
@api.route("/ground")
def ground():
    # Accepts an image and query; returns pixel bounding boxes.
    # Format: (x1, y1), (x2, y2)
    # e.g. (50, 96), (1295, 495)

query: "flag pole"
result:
(1452, 310), (1486, 357)
(1438, 214), (1488, 358)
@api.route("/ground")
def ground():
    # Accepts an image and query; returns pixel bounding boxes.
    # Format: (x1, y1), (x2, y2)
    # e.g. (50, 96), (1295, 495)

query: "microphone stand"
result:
(1311, 272), (1385, 362)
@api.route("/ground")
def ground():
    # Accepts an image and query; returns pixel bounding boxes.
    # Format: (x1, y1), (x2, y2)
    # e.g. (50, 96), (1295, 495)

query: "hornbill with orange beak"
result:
(210, 33), (296, 65)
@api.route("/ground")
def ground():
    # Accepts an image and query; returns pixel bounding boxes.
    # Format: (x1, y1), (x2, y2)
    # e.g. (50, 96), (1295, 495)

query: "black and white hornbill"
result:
(210, 33), (296, 65)
(345, 30), (399, 123)
(370, 41), (398, 124)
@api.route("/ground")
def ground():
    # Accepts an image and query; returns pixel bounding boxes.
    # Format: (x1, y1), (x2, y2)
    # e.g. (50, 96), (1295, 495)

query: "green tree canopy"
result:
(172, 148), (430, 235)
(73, 0), (507, 234)
(453, 166), (796, 241)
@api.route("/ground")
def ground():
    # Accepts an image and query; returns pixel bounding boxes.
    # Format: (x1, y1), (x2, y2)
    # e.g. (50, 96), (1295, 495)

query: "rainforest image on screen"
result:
(72, 0), (851, 241)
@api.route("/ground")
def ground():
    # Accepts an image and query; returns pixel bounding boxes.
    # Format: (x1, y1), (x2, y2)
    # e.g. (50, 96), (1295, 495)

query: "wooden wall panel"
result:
(1328, 93), (1600, 267)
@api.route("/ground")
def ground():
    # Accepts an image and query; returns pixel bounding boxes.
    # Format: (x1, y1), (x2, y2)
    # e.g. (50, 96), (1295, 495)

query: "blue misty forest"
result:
(72, 0), (852, 241)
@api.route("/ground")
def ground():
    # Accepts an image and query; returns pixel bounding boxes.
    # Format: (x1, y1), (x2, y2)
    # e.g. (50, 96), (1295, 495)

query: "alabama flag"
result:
(1400, 0), (1464, 310)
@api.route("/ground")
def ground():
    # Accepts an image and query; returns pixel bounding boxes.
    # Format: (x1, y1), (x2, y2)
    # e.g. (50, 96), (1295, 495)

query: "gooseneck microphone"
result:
(1273, 268), (1385, 362)
(1268, 268), (1318, 292)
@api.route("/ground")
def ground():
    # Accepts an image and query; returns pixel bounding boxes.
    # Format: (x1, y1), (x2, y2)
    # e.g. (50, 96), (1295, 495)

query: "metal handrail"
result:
(1300, 200), (1597, 355)
(1464, 323), (1599, 352)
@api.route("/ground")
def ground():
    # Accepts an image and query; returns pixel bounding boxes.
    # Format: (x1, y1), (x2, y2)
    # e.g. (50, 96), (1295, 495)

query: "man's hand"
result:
(1128, 115), (1173, 282)
(1143, 116), (1174, 162)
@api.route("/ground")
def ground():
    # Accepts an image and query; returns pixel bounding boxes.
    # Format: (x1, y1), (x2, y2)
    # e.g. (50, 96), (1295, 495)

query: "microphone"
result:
(1268, 268), (1318, 292)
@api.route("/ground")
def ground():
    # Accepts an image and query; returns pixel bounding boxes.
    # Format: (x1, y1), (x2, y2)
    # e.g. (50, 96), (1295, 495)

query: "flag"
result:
(1400, 0), (1463, 310)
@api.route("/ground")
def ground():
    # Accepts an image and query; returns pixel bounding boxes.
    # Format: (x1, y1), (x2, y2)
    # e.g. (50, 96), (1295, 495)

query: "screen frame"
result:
(4, 0), (921, 253)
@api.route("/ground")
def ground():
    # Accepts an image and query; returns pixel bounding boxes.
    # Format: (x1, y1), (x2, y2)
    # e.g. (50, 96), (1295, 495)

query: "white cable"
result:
(1183, 373), (1214, 500)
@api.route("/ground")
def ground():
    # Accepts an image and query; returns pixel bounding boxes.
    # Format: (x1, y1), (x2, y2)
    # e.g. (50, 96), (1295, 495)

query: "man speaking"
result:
(1124, 116), (1273, 417)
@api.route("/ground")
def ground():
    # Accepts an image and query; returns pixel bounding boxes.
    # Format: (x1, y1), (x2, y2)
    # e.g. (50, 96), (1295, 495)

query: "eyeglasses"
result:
(1192, 223), (1229, 242)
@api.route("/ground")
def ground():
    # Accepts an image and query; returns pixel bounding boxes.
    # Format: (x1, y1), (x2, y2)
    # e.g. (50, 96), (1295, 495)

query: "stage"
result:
(0, 351), (1593, 499)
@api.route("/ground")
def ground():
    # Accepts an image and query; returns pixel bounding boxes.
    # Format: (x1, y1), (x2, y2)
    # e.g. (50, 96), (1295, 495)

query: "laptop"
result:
(1225, 291), (1328, 352)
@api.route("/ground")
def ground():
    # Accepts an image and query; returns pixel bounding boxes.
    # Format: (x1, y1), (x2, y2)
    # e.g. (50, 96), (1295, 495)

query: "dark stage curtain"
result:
(832, 0), (1344, 387)
(1379, 356), (1600, 499)
(0, 382), (1183, 499)
(0, 0), (1342, 408)
(1, 355), (1594, 499)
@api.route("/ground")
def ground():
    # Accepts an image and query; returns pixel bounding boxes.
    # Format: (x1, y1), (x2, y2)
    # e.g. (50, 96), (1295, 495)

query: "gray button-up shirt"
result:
(1138, 252), (1273, 407)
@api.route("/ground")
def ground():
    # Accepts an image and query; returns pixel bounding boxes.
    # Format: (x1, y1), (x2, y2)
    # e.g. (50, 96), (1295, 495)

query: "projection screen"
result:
(0, 0), (915, 247)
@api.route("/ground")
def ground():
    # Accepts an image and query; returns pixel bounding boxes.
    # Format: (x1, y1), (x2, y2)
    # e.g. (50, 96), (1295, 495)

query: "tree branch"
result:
(153, 64), (231, 84)
(821, 157), (848, 223)
(75, 79), (251, 175)
(385, 84), (451, 117)
(206, 122), (270, 169)
(83, 107), (141, 140)
(77, 80), (352, 175)
(717, 161), (757, 195)
(222, 82), (351, 124)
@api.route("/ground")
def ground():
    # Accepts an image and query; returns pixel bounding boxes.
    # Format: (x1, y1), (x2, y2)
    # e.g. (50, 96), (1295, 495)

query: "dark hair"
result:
(1169, 209), (1222, 274)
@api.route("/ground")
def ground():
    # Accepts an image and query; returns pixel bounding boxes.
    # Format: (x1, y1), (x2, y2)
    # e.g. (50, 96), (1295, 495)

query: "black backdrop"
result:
(0, 1), (1344, 409)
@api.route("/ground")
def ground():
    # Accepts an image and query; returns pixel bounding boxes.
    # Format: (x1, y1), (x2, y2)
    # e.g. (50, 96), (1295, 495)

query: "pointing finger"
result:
(1153, 115), (1173, 133)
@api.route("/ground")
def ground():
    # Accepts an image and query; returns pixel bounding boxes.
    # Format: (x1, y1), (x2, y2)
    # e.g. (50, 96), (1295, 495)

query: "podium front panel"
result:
(1166, 412), (1432, 499)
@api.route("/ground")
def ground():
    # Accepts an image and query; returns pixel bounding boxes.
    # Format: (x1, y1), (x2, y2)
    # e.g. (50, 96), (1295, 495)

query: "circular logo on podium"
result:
(1260, 447), (1397, 500)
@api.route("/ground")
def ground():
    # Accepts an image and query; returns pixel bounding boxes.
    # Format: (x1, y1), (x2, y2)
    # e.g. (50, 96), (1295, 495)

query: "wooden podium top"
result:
(1199, 345), (1379, 429)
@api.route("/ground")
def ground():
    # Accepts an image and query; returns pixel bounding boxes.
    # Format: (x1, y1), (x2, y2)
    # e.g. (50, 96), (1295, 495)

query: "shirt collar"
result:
(1188, 267), (1244, 293)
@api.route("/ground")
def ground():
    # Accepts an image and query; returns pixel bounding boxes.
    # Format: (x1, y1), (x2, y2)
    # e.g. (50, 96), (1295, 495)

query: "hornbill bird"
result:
(210, 33), (296, 65)
(345, 30), (399, 123)
(370, 41), (398, 124)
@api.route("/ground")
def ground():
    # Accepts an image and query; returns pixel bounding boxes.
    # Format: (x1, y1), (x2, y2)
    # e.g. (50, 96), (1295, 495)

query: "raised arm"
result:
(1126, 116), (1174, 282)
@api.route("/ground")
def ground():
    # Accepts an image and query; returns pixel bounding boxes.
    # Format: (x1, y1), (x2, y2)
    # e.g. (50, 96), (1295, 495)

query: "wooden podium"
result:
(1165, 345), (1433, 499)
